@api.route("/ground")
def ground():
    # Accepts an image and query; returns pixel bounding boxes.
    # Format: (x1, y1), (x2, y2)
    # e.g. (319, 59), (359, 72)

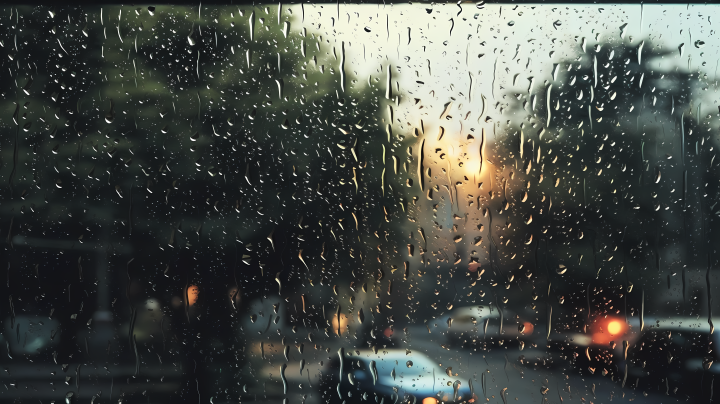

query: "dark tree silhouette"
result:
(487, 38), (720, 396)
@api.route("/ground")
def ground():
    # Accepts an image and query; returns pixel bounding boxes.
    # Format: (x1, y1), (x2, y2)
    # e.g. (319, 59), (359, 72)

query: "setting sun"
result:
(607, 320), (622, 335)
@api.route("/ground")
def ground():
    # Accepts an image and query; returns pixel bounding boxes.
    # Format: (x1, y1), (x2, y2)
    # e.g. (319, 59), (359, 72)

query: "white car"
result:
(405, 305), (536, 348)
(320, 348), (475, 404)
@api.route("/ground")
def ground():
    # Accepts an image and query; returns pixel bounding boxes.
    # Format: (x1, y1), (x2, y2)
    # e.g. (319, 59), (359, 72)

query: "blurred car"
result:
(622, 316), (720, 397)
(319, 349), (475, 404)
(406, 305), (537, 350)
(547, 314), (629, 349)
(544, 314), (720, 399)
(538, 315), (633, 380)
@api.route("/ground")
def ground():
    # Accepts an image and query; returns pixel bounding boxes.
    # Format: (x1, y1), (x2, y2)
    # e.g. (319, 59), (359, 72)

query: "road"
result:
(244, 331), (691, 404)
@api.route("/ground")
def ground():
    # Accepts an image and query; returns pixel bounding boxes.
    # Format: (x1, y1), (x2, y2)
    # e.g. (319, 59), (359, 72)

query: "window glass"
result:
(1, 4), (718, 404)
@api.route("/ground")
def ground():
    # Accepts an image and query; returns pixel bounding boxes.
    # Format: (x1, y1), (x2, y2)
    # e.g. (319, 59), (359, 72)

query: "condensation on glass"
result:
(0, 3), (718, 404)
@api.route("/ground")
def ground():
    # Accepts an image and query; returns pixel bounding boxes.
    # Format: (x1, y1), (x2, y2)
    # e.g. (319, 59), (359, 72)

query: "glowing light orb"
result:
(608, 320), (622, 335)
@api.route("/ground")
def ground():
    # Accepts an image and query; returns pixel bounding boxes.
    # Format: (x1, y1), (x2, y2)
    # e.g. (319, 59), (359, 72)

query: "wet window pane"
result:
(1, 3), (719, 404)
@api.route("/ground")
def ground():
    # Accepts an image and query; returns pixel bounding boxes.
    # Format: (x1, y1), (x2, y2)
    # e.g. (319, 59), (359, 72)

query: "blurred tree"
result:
(487, 38), (719, 389)
(0, 4), (401, 402)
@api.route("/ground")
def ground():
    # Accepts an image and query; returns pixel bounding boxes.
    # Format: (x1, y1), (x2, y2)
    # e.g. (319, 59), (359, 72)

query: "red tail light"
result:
(590, 317), (627, 345)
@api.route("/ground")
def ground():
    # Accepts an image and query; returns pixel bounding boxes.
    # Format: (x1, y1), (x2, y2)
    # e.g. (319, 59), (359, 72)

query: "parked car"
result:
(542, 314), (720, 399)
(622, 316), (720, 397)
(406, 305), (538, 352)
(319, 348), (475, 404)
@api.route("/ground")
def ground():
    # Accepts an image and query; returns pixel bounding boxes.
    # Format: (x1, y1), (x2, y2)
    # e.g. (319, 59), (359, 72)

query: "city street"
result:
(247, 329), (690, 404)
